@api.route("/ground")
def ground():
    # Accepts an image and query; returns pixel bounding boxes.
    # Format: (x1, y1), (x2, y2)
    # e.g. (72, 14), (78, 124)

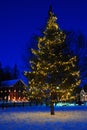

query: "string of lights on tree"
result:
(24, 6), (81, 104)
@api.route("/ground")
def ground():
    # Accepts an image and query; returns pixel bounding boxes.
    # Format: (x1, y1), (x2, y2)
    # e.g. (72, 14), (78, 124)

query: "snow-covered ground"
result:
(0, 105), (87, 130)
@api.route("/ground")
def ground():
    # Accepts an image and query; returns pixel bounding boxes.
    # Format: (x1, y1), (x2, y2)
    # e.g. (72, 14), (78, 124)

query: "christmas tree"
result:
(24, 6), (81, 115)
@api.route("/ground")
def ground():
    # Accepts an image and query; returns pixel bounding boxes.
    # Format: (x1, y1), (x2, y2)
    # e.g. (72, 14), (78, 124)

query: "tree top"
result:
(48, 5), (55, 17)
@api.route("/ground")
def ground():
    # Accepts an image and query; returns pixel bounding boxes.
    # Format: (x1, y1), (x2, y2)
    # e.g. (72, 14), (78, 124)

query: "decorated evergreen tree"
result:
(24, 6), (81, 115)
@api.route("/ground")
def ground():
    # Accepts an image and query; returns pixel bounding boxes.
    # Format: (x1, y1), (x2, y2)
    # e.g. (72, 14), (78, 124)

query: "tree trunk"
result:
(50, 101), (55, 115)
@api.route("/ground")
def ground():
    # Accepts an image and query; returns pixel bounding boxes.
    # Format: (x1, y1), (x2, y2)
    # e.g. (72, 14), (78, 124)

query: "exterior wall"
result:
(0, 87), (9, 101)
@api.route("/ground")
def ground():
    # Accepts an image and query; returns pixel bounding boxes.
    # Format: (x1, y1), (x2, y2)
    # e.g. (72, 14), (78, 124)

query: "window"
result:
(4, 96), (7, 100)
(5, 90), (7, 93)
(8, 96), (10, 100)
(14, 90), (16, 92)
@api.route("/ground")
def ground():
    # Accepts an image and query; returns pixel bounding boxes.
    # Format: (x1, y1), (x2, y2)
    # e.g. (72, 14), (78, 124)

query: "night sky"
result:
(0, 0), (87, 76)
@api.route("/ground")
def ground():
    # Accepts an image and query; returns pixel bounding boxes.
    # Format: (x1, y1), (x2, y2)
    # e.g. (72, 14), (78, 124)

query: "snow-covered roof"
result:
(0, 79), (27, 88)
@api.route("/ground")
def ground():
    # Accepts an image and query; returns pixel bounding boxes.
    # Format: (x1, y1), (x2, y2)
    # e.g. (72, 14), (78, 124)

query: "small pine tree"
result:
(24, 6), (81, 115)
(13, 64), (19, 79)
(0, 62), (3, 83)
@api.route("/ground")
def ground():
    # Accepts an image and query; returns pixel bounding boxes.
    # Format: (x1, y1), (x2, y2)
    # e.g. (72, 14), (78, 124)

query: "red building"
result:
(0, 79), (27, 102)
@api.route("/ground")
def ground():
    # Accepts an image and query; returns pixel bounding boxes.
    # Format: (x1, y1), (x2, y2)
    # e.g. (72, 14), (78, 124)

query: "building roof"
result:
(0, 79), (27, 88)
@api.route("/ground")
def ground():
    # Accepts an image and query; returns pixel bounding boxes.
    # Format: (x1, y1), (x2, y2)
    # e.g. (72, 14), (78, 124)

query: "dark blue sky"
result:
(0, 0), (87, 75)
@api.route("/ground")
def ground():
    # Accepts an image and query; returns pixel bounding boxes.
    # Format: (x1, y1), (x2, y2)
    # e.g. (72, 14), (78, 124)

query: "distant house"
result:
(80, 89), (87, 102)
(0, 79), (27, 102)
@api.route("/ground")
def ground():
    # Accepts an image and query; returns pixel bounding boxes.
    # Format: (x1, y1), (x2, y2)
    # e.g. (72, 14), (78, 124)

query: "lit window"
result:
(12, 97), (16, 102)
(8, 96), (10, 100)
(14, 90), (16, 92)
(4, 96), (6, 99)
